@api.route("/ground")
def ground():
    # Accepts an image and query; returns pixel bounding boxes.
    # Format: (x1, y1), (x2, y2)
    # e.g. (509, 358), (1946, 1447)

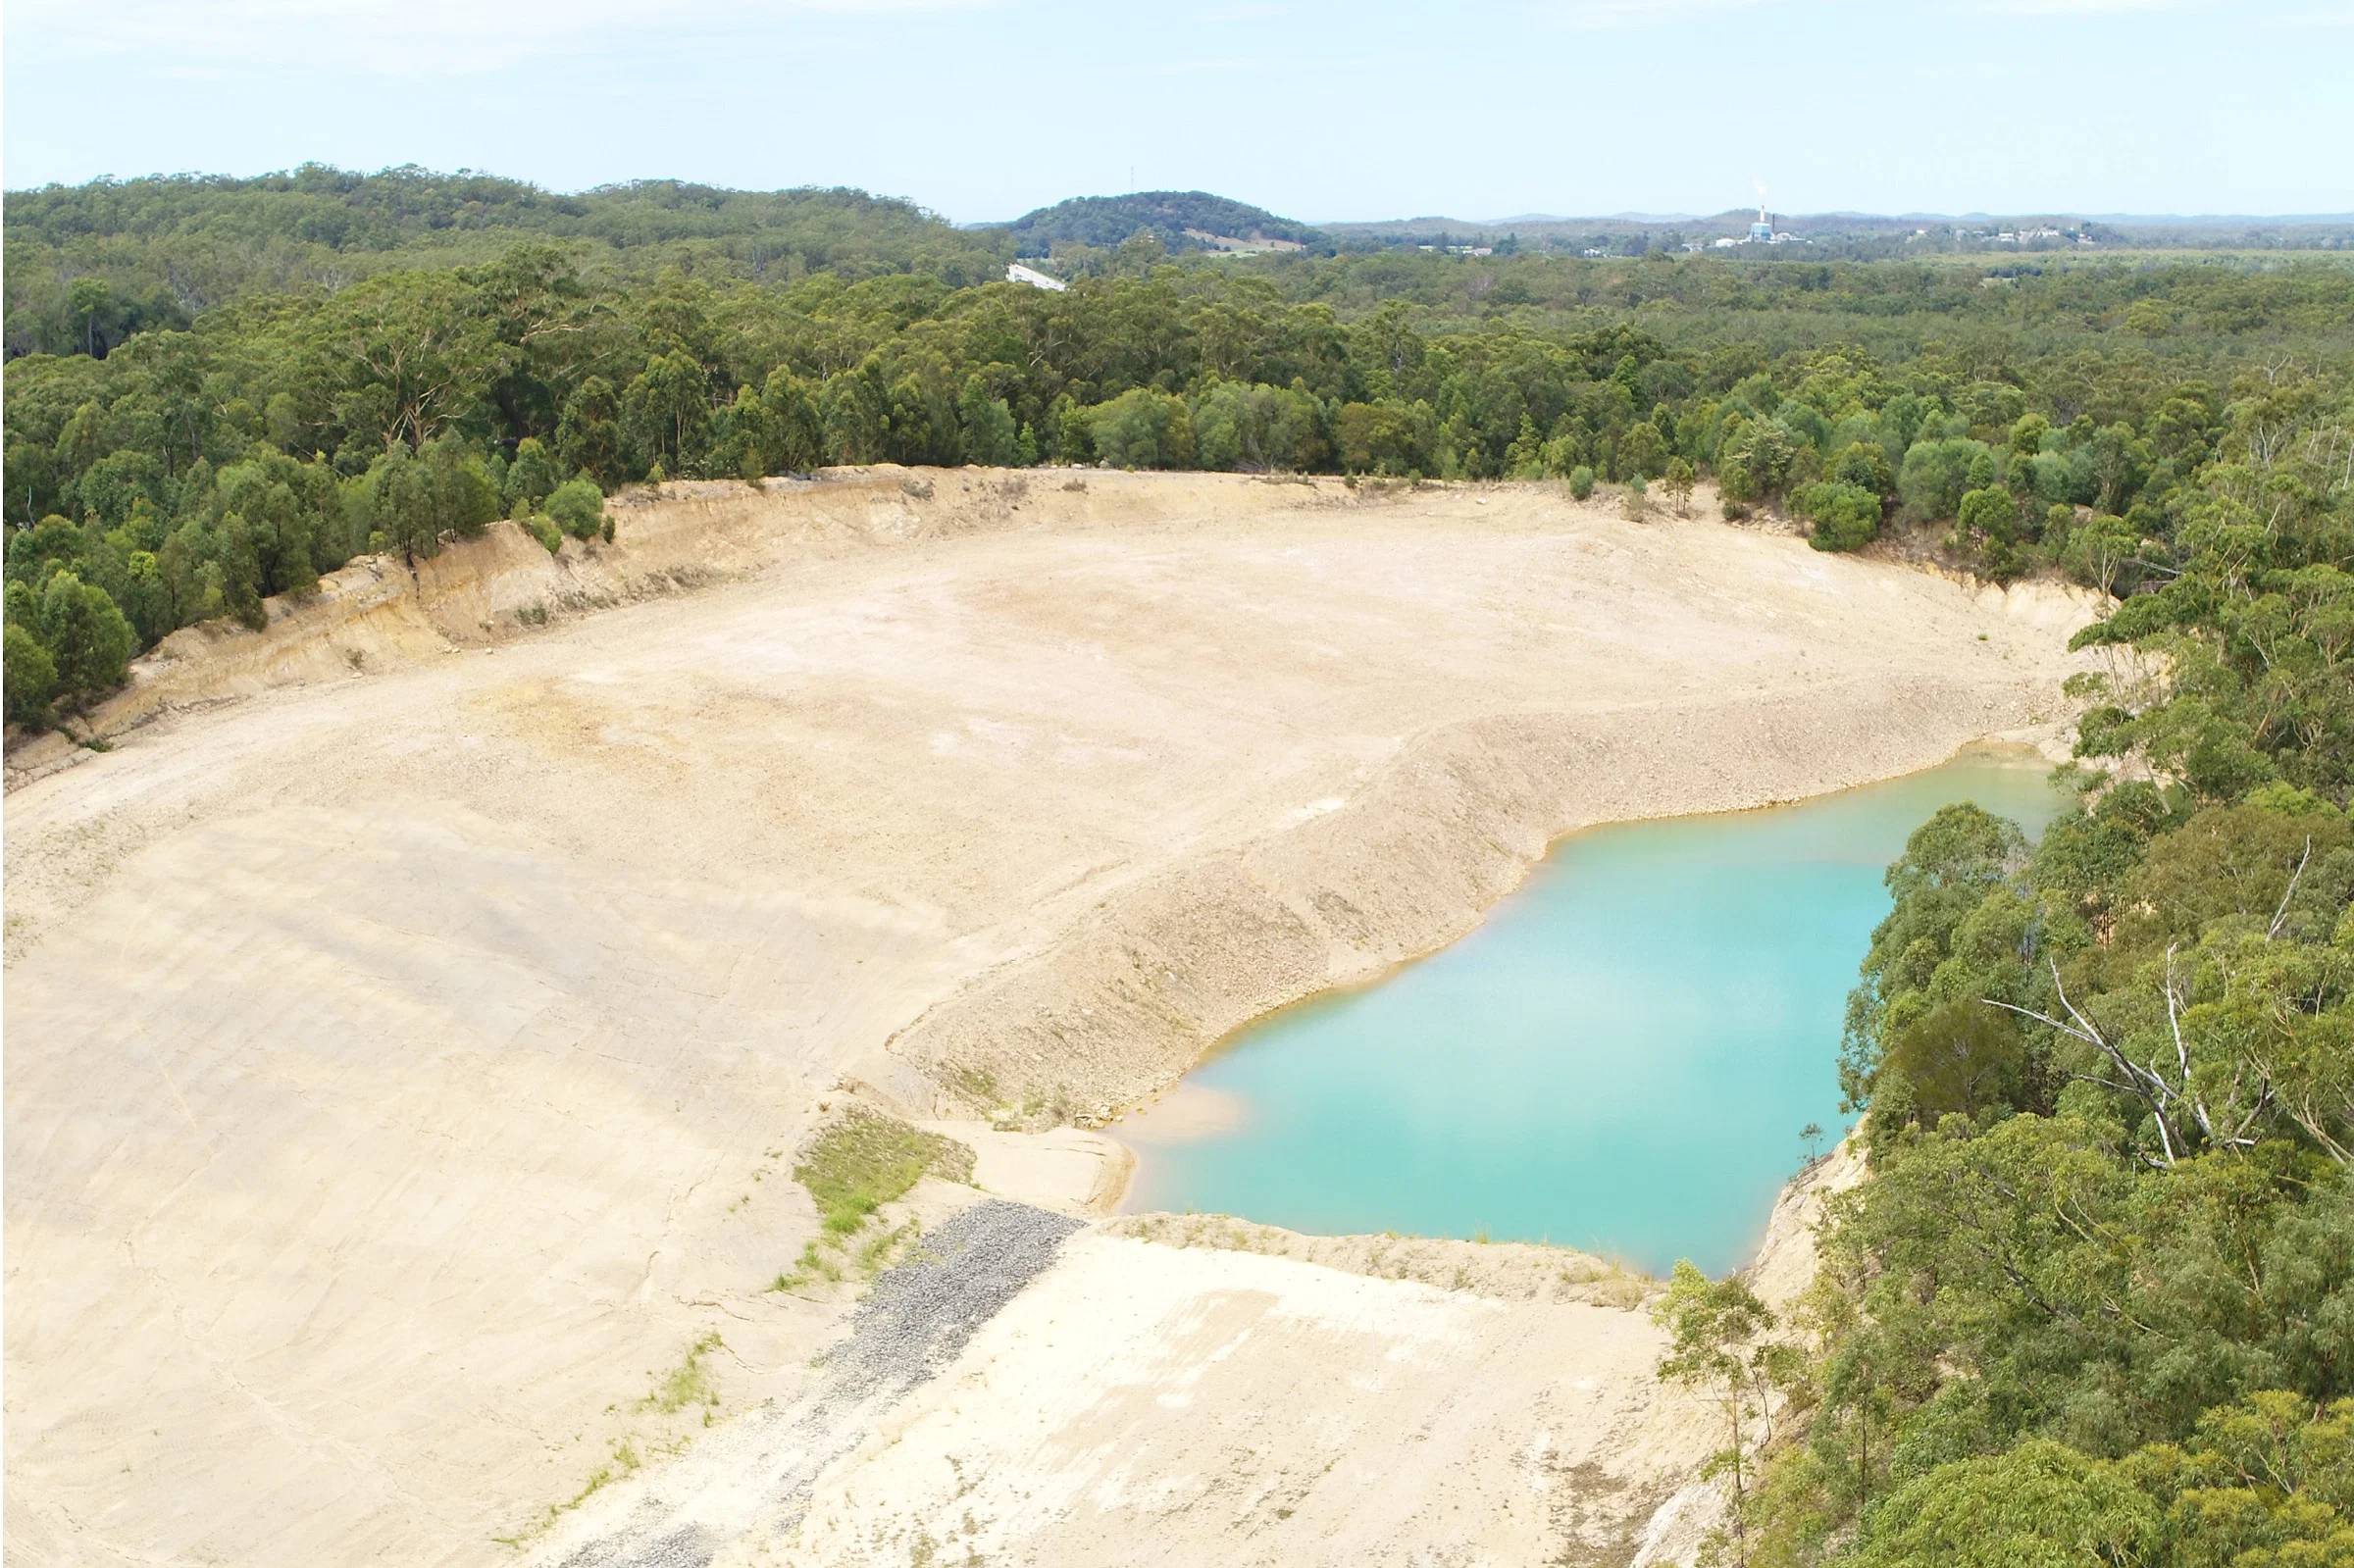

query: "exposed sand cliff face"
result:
(4, 471), (2086, 1566)
(3, 471), (1081, 789)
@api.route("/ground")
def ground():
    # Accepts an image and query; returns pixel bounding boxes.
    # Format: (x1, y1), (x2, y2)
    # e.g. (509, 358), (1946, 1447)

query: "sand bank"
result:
(4, 470), (2089, 1565)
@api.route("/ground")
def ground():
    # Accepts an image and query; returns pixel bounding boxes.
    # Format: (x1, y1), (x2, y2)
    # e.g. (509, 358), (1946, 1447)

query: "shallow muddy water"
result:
(1119, 749), (2069, 1275)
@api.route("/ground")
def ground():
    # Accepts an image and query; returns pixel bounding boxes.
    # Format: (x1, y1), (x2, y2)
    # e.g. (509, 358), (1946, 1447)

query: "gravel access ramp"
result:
(546, 1200), (1087, 1567)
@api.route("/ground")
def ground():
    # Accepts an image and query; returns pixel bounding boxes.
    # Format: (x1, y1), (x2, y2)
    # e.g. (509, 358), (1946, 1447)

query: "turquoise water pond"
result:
(1118, 750), (2068, 1276)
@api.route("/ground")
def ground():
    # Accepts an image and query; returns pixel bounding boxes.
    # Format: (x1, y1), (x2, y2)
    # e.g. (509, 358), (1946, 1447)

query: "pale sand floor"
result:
(3, 471), (2088, 1565)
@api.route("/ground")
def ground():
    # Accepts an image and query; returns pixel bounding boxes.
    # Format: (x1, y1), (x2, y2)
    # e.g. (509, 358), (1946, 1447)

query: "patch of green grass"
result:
(769, 1106), (972, 1292)
(855, 1219), (918, 1277)
(947, 1063), (999, 1104)
(495, 1330), (729, 1547)
(1016, 1083), (1075, 1126)
(497, 1436), (644, 1546)
(778, 1237), (844, 1288)
(637, 1331), (724, 1416)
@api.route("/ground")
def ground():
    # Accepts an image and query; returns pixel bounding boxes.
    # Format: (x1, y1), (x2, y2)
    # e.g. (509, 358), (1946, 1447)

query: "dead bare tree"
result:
(2268, 835), (2314, 941)
(1984, 955), (2269, 1168)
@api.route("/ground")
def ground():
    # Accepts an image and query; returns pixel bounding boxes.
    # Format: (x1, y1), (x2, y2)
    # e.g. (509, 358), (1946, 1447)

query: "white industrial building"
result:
(1005, 263), (1068, 292)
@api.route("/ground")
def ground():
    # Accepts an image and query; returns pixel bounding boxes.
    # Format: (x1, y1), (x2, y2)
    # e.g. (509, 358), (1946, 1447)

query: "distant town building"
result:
(1731, 195), (1803, 245)
(1005, 263), (1067, 292)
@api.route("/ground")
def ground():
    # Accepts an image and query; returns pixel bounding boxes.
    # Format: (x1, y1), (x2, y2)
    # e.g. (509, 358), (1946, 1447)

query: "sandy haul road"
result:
(4, 470), (2087, 1565)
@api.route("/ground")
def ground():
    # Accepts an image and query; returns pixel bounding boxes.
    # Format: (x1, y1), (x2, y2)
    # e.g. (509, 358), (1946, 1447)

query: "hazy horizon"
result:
(6, 0), (2351, 225)
(5, 160), (2350, 231)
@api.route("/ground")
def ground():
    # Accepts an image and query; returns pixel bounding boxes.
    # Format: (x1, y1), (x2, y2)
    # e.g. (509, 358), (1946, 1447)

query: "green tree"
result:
(1898, 438), (1991, 522)
(1839, 802), (2028, 1111)
(1881, 1000), (2026, 1123)
(1793, 481), (1883, 553)
(621, 351), (711, 477)
(1090, 388), (1194, 470)
(1653, 1261), (1790, 1566)
(1830, 440), (1894, 499)
(216, 453), (320, 597)
(34, 570), (135, 705)
(313, 270), (495, 453)
(555, 376), (624, 486)
(543, 478), (607, 541)
(1619, 420), (1668, 481)
(4, 621), (59, 726)
(504, 437), (560, 509)
(352, 439), (499, 566)
(761, 369), (824, 473)
(819, 371), (888, 465)
(957, 377), (1021, 467)
(1663, 456), (1696, 516)
(2056, 513), (2139, 596)
(1957, 484), (2018, 542)
(1848, 1442), (2159, 1568)
(68, 277), (110, 357)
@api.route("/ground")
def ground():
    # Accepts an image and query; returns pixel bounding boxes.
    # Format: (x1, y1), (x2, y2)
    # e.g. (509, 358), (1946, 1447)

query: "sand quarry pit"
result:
(4, 469), (2088, 1565)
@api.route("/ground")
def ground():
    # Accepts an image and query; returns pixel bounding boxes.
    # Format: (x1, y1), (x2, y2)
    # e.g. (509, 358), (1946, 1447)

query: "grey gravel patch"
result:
(538, 1199), (1086, 1568)
(827, 1199), (1089, 1403)
(765, 1200), (1087, 1530)
(551, 1521), (714, 1568)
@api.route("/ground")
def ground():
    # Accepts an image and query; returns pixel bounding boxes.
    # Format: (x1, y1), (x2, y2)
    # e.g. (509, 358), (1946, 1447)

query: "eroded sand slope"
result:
(4, 471), (2085, 1565)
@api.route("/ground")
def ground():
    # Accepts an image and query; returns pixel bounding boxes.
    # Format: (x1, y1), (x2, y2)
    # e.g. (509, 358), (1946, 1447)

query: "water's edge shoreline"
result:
(1090, 733), (2063, 1267)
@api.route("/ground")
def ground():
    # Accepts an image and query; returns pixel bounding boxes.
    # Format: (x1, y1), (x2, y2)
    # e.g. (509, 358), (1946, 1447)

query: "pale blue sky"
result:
(5, 0), (2350, 221)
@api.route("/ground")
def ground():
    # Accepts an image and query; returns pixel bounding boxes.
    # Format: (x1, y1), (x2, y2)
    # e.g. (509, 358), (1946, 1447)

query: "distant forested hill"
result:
(998, 191), (1325, 255)
(3, 166), (1009, 358)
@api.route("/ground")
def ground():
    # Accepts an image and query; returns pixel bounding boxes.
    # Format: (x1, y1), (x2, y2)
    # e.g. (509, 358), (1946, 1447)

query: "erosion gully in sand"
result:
(2, 468), (2091, 1566)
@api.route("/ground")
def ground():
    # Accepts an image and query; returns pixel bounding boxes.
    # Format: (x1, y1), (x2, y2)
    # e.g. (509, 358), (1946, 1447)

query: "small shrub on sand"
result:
(1622, 476), (1651, 522)
(545, 478), (607, 540)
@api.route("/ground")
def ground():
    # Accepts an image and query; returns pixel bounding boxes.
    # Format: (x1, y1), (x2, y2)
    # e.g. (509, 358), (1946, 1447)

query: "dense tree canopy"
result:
(1727, 390), (2354, 1564)
(7, 175), (2351, 734)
